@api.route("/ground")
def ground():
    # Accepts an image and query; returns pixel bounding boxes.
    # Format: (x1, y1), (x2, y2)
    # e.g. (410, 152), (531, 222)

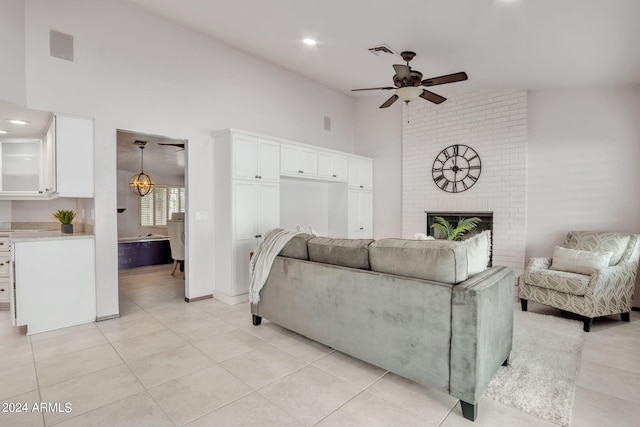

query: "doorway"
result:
(115, 129), (188, 301)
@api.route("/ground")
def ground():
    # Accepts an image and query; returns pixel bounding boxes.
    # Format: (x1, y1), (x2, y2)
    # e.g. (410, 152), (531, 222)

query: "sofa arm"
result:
(586, 263), (637, 314)
(449, 266), (515, 408)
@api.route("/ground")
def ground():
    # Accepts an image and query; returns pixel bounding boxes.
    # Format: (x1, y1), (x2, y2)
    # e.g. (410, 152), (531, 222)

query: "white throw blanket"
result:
(248, 228), (305, 304)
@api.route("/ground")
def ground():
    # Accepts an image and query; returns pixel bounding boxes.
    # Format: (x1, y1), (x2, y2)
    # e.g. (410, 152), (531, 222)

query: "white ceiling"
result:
(122, 0), (640, 95)
(117, 130), (186, 177)
(0, 99), (52, 138)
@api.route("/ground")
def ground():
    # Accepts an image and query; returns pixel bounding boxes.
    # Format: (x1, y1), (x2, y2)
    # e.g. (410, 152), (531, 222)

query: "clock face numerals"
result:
(432, 144), (481, 193)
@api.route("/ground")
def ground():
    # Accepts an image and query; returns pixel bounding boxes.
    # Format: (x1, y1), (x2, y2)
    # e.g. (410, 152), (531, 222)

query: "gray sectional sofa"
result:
(250, 232), (514, 421)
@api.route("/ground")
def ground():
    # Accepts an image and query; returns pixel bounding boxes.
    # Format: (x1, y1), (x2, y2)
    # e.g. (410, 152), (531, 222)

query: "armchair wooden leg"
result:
(621, 312), (630, 322)
(252, 315), (262, 326)
(171, 260), (178, 276)
(460, 401), (477, 421)
(502, 355), (510, 366)
(520, 298), (528, 311)
(583, 317), (594, 332)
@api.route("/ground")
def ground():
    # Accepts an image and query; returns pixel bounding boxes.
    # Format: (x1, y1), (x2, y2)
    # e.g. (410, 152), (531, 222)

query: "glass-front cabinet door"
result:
(0, 140), (42, 193)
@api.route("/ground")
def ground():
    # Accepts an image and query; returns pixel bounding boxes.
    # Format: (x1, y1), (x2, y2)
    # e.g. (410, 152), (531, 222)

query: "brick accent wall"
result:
(402, 89), (527, 276)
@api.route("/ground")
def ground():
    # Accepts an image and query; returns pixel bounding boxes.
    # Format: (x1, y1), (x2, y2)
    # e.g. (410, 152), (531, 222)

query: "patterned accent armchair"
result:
(519, 231), (640, 332)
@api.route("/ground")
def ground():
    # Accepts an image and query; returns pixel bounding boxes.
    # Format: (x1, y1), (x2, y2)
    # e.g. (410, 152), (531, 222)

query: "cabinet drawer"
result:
(0, 278), (9, 302)
(0, 238), (10, 250)
(0, 256), (9, 275)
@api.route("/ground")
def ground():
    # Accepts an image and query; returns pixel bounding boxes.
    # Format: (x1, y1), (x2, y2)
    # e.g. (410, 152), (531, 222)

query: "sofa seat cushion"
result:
(521, 268), (590, 296)
(308, 237), (374, 269)
(278, 233), (315, 260)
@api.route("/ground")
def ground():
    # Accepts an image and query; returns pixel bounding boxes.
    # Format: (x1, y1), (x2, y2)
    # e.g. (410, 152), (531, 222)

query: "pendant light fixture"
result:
(130, 140), (155, 197)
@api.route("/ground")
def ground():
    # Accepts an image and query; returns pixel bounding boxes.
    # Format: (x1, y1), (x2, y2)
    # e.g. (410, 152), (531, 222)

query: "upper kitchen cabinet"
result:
(348, 157), (373, 190)
(232, 133), (280, 182)
(55, 114), (95, 197)
(281, 144), (318, 178)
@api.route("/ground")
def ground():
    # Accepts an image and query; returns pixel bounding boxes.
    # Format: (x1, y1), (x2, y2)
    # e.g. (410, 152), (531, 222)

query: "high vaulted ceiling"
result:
(122, 0), (640, 94)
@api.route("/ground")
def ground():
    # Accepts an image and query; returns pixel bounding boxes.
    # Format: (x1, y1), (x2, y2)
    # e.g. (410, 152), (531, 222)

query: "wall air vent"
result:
(368, 44), (397, 56)
(50, 30), (74, 62)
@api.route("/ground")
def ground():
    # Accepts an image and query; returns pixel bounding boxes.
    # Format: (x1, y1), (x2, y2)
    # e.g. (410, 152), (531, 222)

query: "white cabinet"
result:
(232, 135), (279, 181)
(0, 235), (9, 310)
(12, 237), (96, 334)
(348, 190), (373, 239)
(348, 158), (373, 190)
(318, 152), (348, 182)
(281, 144), (318, 178)
(55, 114), (95, 197)
(233, 181), (279, 294)
(213, 129), (281, 303)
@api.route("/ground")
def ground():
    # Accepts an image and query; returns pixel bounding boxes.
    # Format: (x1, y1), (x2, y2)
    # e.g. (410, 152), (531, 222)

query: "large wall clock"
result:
(432, 144), (481, 193)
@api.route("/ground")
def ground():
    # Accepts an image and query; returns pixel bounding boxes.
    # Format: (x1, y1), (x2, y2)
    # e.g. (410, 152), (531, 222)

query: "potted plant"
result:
(430, 216), (481, 241)
(53, 209), (76, 234)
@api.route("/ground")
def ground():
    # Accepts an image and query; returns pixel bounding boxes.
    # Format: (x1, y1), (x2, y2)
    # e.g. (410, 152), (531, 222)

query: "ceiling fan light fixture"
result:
(396, 86), (423, 103)
(303, 38), (317, 46)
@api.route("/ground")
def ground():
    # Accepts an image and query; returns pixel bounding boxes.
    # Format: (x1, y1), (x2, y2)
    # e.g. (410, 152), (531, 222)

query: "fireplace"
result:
(425, 211), (494, 266)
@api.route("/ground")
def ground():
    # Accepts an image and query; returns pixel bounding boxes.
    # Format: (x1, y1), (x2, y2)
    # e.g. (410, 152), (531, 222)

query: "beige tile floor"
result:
(0, 264), (639, 426)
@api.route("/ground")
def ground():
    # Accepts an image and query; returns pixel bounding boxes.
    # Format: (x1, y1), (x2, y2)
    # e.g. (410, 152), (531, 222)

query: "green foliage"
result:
(53, 209), (76, 224)
(430, 216), (482, 241)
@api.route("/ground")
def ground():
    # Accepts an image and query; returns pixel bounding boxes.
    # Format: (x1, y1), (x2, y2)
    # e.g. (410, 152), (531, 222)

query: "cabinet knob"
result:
(359, 185), (364, 188)
(255, 234), (262, 238)
(255, 175), (259, 179)
(258, 175), (262, 179)
(298, 170), (303, 174)
(0, 289), (4, 292)
(332, 174), (337, 178)
(360, 227), (364, 230)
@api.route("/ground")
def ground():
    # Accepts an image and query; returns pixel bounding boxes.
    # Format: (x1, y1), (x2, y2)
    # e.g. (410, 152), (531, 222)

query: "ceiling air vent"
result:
(368, 44), (397, 56)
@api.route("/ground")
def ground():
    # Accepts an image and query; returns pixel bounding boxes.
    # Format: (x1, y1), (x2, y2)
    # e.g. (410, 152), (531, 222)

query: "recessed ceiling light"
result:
(7, 119), (30, 125)
(303, 38), (317, 46)
(0, 130), (9, 134)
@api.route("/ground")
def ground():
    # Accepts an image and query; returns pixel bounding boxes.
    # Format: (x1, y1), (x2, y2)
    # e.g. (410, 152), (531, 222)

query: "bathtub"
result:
(118, 235), (173, 269)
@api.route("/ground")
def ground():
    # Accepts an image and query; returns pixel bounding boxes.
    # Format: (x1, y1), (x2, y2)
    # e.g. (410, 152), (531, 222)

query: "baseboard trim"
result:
(211, 291), (248, 305)
(184, 294), (213, 303)
(96, 314), (120, 322)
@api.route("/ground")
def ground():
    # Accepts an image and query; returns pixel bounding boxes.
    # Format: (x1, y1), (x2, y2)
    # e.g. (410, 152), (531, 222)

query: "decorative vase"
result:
(61, 224), (73, 234)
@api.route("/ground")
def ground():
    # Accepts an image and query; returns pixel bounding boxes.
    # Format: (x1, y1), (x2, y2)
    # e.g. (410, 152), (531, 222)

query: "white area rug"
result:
(484, 310), (585, 426)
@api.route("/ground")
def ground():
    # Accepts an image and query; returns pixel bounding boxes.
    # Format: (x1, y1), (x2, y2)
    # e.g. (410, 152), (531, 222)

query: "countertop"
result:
(0, 230), (94, 242)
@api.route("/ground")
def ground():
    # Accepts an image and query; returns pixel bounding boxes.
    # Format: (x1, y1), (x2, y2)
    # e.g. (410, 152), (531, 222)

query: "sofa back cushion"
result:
(369, 231), (491, 284)
(278, 233), (315, 260)
(564, 231), (631, 266)
(308, 237), (374, 269)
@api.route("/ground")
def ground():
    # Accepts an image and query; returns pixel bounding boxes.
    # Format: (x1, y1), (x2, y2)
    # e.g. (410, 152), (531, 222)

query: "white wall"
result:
(0, 0), (26, 106)
(402, 89), (528, 276)
(527, 86), (640, 305)
(280, 179), (330, 235)
(6, 0), (356, 317)
(353, 95), (402, 238)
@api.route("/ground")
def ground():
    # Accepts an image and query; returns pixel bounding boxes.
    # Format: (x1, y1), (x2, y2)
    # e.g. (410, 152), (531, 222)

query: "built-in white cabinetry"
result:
(0, 113), (94, 200)
(213, 128), (374, 303)
(213, 129), (281, 304)
(233, 135), (280, 181)
(348, 190), (373, 239)
(318, 152), (348, 182)
(348, 158), (373, 190)
(233, 181), (280, 294)
(0, 235), (10, 310)
(55, 114), (95, 197)
(12, 237), (96, 334)
(281, 144), (318, 177)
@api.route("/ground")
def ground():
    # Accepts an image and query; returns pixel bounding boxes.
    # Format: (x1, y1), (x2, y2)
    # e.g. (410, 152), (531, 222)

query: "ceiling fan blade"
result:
(420, 89), (446, 104)
(158, 143), (185, 148)
(393, 64), (411, 80)
(351, 86), (394, 92)
(421, 72), (468, 87)
(379, 94), (399, 108)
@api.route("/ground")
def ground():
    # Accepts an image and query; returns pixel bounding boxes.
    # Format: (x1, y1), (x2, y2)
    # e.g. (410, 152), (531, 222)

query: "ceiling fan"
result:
(352, 51), (468, 108)
(157, 142), (185, 151)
